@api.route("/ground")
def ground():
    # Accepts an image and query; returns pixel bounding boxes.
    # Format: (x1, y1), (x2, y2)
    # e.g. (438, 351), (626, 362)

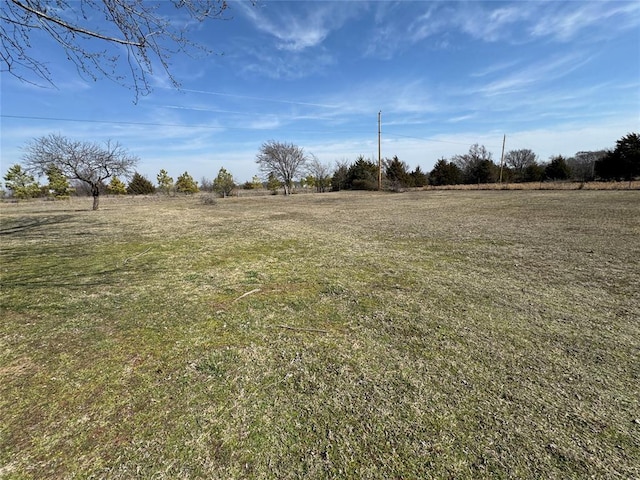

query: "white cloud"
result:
(236, 1), (362, 52)
(530, 2), (640, 41)
(471, 52), (592, 97)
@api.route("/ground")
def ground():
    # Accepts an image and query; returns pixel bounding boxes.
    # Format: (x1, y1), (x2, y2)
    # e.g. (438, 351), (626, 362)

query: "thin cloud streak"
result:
(174, 87), (339, 108)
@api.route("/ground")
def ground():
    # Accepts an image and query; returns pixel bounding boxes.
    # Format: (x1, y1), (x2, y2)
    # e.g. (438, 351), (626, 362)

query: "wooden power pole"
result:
(378, 111), (382, 191)
(499, 134), (506, 184)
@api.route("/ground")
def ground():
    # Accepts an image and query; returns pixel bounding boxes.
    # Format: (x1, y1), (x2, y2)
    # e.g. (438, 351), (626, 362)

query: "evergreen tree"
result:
(331, 162), (349, 191)
(347, 156), (378, 190)
(468, 159), (498, 184)
(127, 172), (155, 194)
(46, 164), (71, 198)
(545, 156), (570, 181)
(3, 164), (40, 199)
(452, 144), (494, 184)
(410, 166), (428, 187)
(157, 169), (174, 195)
(523, 163), (546, 182)
(175, 171), (198, 194)
(595, 132), (640, 181)
(212, 167), (235, 197)
(242, 175), (263, 190)
(429, 158), (462, 186)
(251, 175), (263, 189)
(266, 172), (281, 194)
(107, 176), (127, 195)
(385, 156), (412, 191)
(303, 175), (316, 190)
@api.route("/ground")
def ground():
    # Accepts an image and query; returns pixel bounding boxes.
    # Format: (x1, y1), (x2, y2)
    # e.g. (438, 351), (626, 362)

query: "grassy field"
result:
(1, 190), (639, 479)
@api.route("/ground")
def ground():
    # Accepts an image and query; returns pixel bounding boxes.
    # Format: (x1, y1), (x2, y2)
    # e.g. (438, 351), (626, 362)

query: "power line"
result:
(1, 114), (228, 130)
(2, 113), (506, 151)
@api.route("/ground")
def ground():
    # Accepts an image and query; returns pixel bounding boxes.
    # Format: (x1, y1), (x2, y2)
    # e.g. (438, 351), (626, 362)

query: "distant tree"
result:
(3, 164), (40, 199)
(127, 172), (155, 194)
(212, 167), (235, 197)
(251, 175), (263, 189)
(45, 164), (71, 198)
(473, 159), (499, 184)
(567, 151), (607, 182)
(347, 156), (378, 190)
(331, 160), (349, 191)
(175, 171), (199, 194)
(157, 169), (174, 195)
(595, 133), (640, 181)
(452, 144), (495, 184)
(545, 155), (570, 181)
(307, 155), (331, 193)
(2, 0), (231, 100)
(523, 163), (545, 182)
(22, 134), (137, 210)
(385, 156), (412, 191)
(505, 149), (538, 182)
(242, 175), (263, 190)
(266, 172), (281, 194)
(256, 141), (308, 195)
(199, 176), (213, 193)
(107, 176), (127, 195)
(302, 175), (316, 190)
(429, 158), (462, 186)
(410, 166), (428, 187)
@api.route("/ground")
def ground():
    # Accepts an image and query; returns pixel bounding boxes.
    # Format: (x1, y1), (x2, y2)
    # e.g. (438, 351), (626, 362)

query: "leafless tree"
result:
(256, 141), (308, 195)
(23, 133), (138, 210)
(504, 149), (537, 182)
(452, 144), (494, 184)
(1, 0), (231, 99)
(567, 150), (607, 182)
(452, 144), (491, 173)
(200, 176), (213, 193)
(306, 154), (331, 193)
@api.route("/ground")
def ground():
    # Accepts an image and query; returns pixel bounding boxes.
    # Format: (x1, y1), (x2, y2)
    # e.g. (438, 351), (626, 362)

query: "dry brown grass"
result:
(1, 190), (639, 478)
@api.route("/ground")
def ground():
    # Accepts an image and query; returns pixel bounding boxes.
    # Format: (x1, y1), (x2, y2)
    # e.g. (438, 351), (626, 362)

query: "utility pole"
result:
(499, 134), (506, 184)
(378, 111), (382, 191)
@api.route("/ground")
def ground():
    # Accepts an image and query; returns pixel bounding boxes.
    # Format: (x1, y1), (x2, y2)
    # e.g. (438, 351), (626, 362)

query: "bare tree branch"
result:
(256, 141), (308, 196)
(9, 0), (146, 46)
(23, 133), (138, 210)
(1, 0), (234, 100)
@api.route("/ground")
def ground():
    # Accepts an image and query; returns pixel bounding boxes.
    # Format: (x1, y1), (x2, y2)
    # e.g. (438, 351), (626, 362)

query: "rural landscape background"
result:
(2, 0), (639, 477)
(1, 189), (638, 478)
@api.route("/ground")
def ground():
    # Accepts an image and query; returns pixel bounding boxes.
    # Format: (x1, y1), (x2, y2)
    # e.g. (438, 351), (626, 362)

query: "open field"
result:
(1, 190), (639, 479)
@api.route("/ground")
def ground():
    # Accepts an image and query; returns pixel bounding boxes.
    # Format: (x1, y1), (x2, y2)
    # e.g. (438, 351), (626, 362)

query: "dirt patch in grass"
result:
(1, 190), (639, 478)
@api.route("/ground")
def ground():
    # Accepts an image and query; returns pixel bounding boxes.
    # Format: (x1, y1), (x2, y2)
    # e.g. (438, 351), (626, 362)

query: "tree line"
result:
(428, 133), (639, 186)
(3, 133), (639, 209)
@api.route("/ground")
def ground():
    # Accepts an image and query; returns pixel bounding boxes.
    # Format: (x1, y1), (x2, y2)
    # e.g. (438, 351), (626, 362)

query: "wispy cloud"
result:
(365, 1), (640, 59)
(234, 42), (336, 80)
(472, 52), (592, 96)
(471, 60), (522, 78)
(168, 87), (338, 108)
(236, 1), (362, 52)
(530, 2), (640, 41)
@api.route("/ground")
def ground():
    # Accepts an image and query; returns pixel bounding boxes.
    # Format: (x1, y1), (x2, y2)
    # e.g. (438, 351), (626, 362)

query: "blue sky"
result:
(2, 0), (639, 184)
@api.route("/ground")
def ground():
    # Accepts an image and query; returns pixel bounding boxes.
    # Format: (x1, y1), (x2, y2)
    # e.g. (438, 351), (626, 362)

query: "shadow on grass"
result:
(0, 214), (153, 292)
(0, 215), (75, 236)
